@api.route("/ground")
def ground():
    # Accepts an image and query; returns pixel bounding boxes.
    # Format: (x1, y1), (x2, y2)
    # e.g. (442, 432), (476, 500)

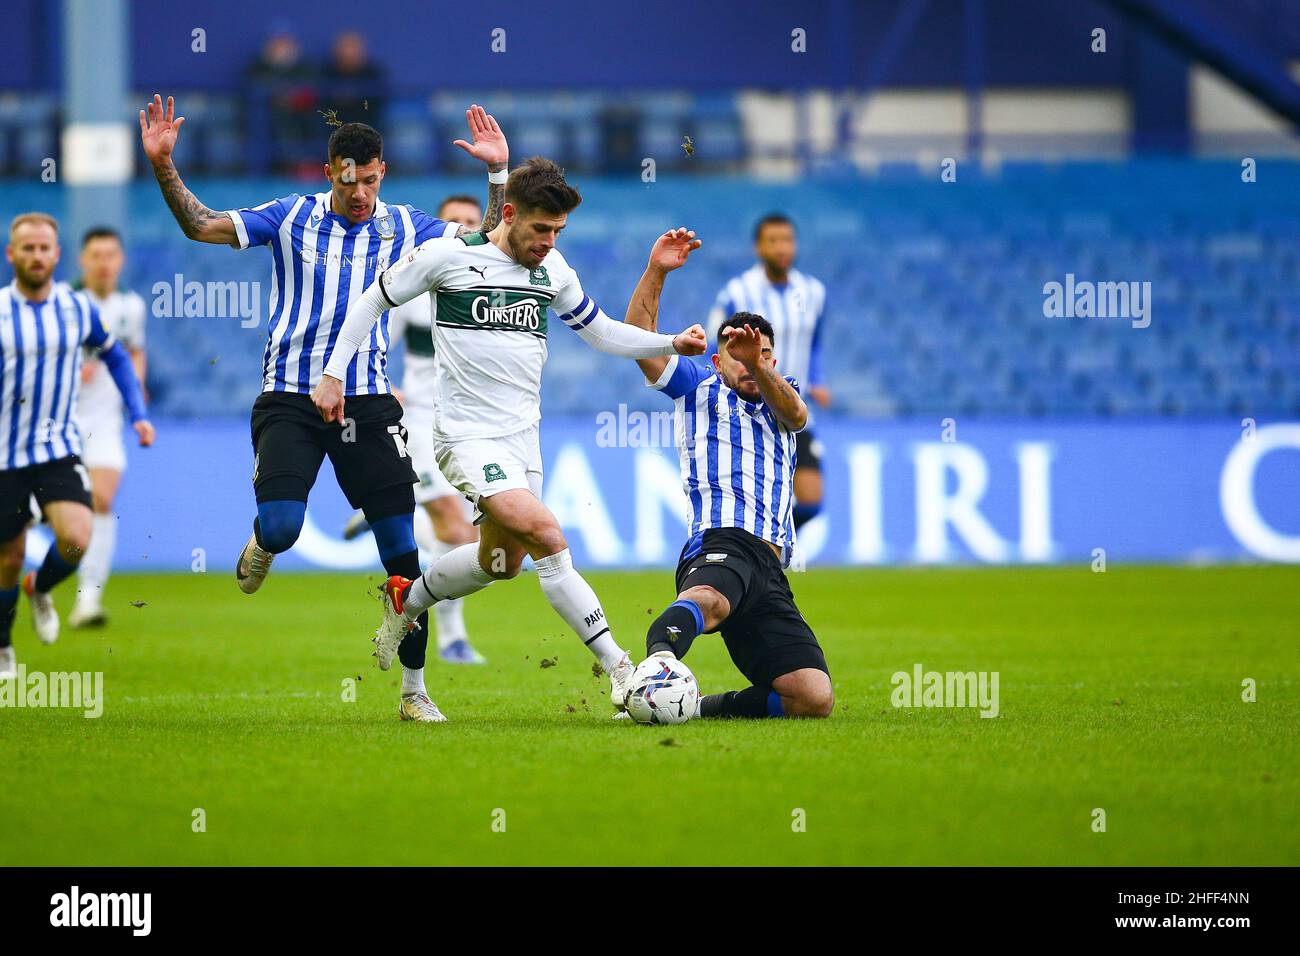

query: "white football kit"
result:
(75, 288), (147, 472)
(386, 295), (459, 504)
(325, 232), (678, 519)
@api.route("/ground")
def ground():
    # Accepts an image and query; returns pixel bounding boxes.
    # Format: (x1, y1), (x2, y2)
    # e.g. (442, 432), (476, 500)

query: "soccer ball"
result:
(625, 656), (699, 725)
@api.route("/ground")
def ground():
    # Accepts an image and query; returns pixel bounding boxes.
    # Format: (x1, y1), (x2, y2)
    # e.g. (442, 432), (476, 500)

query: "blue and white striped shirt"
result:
(648, 354), (802, 566)
(707, 265), (828, 392)
(0, 281), (116, 470)
(227, 193), (458, 396)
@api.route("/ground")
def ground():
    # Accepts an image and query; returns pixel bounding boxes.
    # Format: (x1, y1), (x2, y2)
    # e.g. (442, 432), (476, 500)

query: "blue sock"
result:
(369, 513), (428, 671)
(766, 690), (786, 717)
(700, 685), (782, 718)
(0, 586), (17, 647)
(368, 514), (417, 562)
(35, 547), (78, 593)
(254, 500), (306, 554)
(646, 599), (704, 657)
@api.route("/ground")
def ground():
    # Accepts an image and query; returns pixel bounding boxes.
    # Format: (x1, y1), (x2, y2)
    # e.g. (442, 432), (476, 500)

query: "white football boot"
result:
(374, 576), (419, 671)
(0, 646), (16, 680)
(68, 596), (108, 629)
(341, 511), (370, 541)
(235, 533), (275, 594)
(22, 572), (59, 645)
(398, 693), (447, 722)
(607, 651), (636, 713)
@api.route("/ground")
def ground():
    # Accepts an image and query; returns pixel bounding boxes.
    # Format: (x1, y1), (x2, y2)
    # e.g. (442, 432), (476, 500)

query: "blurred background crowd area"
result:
(3, 0), (1300, 421)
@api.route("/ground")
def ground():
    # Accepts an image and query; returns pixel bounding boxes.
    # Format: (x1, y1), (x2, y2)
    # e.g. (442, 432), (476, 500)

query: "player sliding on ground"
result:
(312, 158), (708, 715)
(141, 94), (508, 722)
(620, 227), (834, 718)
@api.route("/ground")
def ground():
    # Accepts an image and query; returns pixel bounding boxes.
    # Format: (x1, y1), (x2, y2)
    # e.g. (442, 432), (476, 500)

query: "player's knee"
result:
(679, 584), (730, 626)
(480, 544), (523, 580)
(520, 518), (566, 557)
(0, 537), (25, 575)
(780, 671), (834, 718)
(256, 502), (306, 553)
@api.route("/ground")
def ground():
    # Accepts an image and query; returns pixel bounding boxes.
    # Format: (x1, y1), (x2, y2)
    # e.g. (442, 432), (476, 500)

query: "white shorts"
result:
(403, 404), (458, 504)
(77, 413), (127, 472)
(435, 424), (544, 523)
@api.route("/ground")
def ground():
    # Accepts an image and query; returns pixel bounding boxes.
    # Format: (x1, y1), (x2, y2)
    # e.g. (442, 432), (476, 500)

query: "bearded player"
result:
(140, 94), (508, 722)
(312, 157), (707, 716)
(623, 227), (833, 718)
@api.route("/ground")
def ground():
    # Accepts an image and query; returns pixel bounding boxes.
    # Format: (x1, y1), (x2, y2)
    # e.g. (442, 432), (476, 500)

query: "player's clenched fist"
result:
(673, 324), (708, 356)
(311, 375), (347, 423)
(133, 420), (156, 448)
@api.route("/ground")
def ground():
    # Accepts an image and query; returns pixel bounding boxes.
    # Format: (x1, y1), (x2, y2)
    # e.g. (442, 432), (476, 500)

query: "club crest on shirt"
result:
(528, 265), (550, 287)
(373, 214), (396, 240)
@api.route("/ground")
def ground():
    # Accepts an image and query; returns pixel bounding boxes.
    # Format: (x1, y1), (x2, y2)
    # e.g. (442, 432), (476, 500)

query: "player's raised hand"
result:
(139, 94), (186, 165)
(133, 420), (156, 448)
(311, 375), (347, 424)
(721, 323), (764, 368)
(649, 227), (702, 274)
(453, 104), (509, 168)
(673, 323), (708, 356)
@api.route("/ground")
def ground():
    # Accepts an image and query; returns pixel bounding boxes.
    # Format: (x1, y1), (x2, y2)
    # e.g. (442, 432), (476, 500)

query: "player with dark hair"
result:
(68, 226), (149, 628)
(707, 213), (830, 538)
(140, 94), (509, 721)
(622, 227), (833, 718)
(313, 157), (708, 715)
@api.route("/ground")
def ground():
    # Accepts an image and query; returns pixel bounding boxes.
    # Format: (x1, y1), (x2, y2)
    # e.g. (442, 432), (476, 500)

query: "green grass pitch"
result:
(2, 565), (1296, 866)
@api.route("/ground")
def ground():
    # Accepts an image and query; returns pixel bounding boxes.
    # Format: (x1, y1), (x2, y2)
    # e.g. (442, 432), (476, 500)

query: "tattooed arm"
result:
(139, 95), (238, 246)
(451, 104), (509, 234)
(723, 324), (808, 432)
(476, 176), (506, 234)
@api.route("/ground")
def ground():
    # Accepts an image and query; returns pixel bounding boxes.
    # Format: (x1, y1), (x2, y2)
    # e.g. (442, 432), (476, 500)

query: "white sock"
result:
(413, 507), (439, 555)
(401, 666), (426, 696)
(534, 548), (626, 672)
(77, 513), (117, 605)
(433, 598), (468, 650)
(405, 542), (493, 616)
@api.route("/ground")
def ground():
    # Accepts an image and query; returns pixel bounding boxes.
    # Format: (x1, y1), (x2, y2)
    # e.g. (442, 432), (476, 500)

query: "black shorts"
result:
(249, 391), (416, 519)
(674, 527), (829, 688)
(795, 429), (824, 473)
(0, 455), (93, 541)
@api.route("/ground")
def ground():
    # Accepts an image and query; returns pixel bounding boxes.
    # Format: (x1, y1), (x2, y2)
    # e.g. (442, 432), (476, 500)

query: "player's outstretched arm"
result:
(625, 228), (700, 380)
(140, 94), (237, 246)
(452, 104), (509, 233)
(724, 324), (808, 431)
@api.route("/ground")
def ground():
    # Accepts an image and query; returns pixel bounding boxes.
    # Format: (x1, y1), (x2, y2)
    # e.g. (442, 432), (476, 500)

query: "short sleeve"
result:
(378, 238), (453, 308)
(226, 194), (299, 250)
(784, 374), (802, 394)
(409, 205), (460, 245)
(647, 354), (710, 400)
